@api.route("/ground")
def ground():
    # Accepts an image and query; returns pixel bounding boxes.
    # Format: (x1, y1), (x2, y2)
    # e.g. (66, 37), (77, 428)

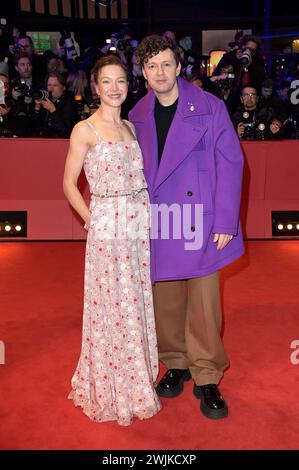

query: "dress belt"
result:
(91, 188), (147, 198)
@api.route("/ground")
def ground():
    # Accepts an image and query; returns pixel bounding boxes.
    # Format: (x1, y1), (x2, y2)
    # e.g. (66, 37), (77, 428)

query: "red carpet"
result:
(0, 241), (298, 450)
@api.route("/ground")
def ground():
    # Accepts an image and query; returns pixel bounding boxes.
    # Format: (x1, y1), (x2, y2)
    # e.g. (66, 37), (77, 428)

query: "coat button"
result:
(187, 191), (193, 196)
(191, 226), (195, 232)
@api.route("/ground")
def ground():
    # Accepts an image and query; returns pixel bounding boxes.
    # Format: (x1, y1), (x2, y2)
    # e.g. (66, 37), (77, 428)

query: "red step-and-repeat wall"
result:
(0, 139), (298, 240)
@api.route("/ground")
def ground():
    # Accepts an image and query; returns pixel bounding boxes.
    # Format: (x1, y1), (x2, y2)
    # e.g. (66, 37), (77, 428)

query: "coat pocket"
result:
(197, 168), (214, 214)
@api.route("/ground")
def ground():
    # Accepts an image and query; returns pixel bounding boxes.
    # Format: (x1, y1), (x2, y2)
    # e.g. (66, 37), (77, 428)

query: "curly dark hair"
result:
(92, 55), (129, 85)
(136, 35), (180, 68)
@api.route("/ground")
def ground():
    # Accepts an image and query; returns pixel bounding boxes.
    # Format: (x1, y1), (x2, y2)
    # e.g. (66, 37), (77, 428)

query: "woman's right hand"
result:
(84, 213), (92, 231)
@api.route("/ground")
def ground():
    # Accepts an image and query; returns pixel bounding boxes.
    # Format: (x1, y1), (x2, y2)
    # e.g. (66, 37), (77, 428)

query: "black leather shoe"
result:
(156, 369), (191, 398)
(193, 384), (228, 419)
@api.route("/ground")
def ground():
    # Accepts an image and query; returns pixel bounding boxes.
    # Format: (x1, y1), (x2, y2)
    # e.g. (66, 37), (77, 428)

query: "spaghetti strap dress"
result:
(68, 121), (161, 426)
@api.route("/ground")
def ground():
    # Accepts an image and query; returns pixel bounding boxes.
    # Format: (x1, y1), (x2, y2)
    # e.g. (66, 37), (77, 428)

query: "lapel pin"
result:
(188, 102), (195, 112)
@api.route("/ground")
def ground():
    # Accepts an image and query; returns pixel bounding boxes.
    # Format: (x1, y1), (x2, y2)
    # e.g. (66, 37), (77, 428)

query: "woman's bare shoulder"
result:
(123, 119), (136, 137)
(70, 119), (94, 144)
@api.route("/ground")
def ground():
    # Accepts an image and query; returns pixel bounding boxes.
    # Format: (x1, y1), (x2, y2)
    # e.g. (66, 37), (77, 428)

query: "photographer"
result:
(101, 28), (138, 65)
(7, 54), (38, 136)
(31, 72), (76, 137)
(215, 35), (265, 90)
(58, 30), (80, 69)
(260, 78), (291, 124)
(116, 27), (137, 57)
(12, 53), (34, 94)
(210, 64), (240, 116)
(178, 36), (196, 79)
(10, 54), (38, 113)
(0, 72), (32, 137)
(9, 34), (46, 82)
(232, 85), (284, 140)
(11, 52), (44, 103)
(0, 72), (15, 136)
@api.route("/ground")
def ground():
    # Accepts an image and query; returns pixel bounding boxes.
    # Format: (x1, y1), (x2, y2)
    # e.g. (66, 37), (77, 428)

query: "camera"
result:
(116, 37), (137, 54)
(240, 48), (252, 68)
(116, 38), (130, 52)
(242, 122), (266, 140)
(12, 78), (31, 98)
(31, 89), (52, 101)
(182, 55), (196, 78)
(215, 73), (235, 90)
(104, 32), (137, 54)
(60, 30), (80, 60)
(9, 44), (24, 55)
(12, 80), (52, 101)
(242, 122), (254, 139)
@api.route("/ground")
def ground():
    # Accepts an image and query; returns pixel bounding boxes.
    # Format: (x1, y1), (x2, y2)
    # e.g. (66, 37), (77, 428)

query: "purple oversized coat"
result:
(129, 77), (244, 282)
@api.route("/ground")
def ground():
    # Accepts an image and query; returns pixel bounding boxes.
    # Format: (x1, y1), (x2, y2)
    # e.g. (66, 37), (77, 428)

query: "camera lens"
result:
(240, 48), (252, 67)
(31, 89), (50, 100)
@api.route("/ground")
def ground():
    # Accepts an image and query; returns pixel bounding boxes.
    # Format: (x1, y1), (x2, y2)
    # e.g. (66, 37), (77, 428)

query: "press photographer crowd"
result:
(1, 24), (299, 140)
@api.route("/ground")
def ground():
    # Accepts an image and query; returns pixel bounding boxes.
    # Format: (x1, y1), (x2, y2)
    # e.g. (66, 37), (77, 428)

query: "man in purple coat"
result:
(129, 35), (244, 419)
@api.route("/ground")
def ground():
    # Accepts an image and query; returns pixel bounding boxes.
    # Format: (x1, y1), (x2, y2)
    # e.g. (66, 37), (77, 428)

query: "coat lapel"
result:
(154, 78), (210, 191)
(154, 119), (207, 191)
(131, 78), (212, 193)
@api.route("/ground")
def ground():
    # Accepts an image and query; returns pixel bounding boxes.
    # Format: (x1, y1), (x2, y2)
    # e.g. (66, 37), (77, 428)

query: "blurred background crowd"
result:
(1, 21), (299, 140)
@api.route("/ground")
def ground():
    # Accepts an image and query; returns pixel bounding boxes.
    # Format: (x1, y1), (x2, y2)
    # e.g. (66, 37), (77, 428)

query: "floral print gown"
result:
(68, 122), (161, 426)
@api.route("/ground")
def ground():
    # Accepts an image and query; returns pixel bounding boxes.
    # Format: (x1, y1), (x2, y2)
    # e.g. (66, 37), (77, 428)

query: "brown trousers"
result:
(152, 272), (229, 385)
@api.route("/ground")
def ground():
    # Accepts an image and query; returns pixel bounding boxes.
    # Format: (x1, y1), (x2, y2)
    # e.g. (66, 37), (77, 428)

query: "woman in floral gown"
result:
(63, 55), (161, 426)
